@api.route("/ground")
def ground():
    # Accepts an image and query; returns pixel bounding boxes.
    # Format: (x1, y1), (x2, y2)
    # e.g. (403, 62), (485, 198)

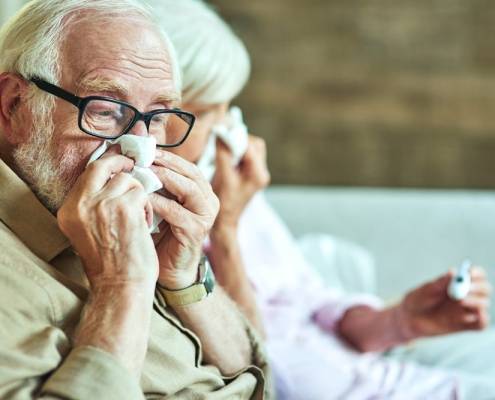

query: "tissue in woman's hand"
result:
(197, 106), (249, 181)
(213, 106), (249, 165)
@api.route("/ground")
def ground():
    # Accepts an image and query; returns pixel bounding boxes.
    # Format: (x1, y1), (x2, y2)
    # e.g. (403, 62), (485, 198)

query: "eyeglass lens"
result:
(81, 99), (191, 146)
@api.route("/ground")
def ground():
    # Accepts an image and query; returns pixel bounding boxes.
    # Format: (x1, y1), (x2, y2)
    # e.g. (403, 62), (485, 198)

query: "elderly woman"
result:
(148, 0), (495, 399)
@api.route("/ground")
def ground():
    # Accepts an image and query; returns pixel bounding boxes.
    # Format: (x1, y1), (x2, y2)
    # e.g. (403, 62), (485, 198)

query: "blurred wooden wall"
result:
(2, 1), (495, 188)
(208, 0), (495, 188)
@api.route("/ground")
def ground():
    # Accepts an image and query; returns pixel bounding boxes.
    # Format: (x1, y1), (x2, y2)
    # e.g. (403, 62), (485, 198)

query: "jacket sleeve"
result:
(0, 266), (144, 400)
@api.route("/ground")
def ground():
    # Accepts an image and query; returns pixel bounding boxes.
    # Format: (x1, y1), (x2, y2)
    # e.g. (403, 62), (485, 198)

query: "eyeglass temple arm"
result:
(30, 78), (82, 108)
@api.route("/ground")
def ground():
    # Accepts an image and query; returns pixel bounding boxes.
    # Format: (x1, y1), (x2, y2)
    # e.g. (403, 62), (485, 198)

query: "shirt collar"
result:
(0, 158), (70, 262)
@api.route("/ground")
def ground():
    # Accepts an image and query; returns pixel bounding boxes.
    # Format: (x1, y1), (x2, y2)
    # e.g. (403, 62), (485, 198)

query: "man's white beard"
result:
(12, 122), (73, 213)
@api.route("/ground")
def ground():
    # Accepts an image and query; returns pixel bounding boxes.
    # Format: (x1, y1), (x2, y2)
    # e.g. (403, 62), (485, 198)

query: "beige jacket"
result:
(0, 158), (269, 399)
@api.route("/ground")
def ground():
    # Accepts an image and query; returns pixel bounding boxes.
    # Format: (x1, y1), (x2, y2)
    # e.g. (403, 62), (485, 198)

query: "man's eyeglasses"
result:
(30, 77), (195, 148)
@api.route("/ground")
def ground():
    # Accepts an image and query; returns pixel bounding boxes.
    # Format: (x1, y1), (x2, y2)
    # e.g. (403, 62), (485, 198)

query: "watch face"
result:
(203, 259), (216, 294)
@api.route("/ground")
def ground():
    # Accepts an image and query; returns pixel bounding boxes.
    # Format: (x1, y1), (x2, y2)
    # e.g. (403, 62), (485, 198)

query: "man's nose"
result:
(129, 120), (149, 137)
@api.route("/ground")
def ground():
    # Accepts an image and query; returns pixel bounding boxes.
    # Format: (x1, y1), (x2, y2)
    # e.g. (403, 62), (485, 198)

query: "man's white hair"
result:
(0, 0), (181, 211)
(0, 0), (181, 128)
(145, 0), (251, 105)
(0, 0), (180, 88)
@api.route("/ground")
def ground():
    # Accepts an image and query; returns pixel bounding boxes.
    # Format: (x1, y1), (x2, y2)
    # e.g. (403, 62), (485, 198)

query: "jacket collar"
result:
(0, 158), (69, 262)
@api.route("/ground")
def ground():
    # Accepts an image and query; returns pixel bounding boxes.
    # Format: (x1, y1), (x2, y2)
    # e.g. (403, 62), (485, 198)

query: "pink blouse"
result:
(236, 193), (460, 400)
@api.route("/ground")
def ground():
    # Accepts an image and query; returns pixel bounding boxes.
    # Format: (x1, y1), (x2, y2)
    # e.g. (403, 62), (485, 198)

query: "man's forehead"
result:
(60, 16), (178, 101)
(76, 74), (180, 104)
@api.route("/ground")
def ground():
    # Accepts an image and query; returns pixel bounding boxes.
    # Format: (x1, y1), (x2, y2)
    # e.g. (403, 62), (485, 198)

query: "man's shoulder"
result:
(0, 220), (48, 277)
(0, 221), (74, 322)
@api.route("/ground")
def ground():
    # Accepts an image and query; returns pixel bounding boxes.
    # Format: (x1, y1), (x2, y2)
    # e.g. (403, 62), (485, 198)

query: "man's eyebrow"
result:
(155, 91), (181, 107)
(77, 77), (181, 106)
(76, 77), (130, 98)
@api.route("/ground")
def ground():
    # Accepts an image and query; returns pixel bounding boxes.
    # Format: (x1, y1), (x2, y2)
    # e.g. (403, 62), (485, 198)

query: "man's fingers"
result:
(145, 200), (153, 228)
(101, 172), (144, 198)
(99, 144), (122, 158)
(149, 193), (207, 240)
(154, 149), (210, 194)
(118, 186), (152, 228)
(150, 192), (190, 225)
(150, 167), (207, 213)
(83, 154), (135, 193)
(121, 186), (154, 229)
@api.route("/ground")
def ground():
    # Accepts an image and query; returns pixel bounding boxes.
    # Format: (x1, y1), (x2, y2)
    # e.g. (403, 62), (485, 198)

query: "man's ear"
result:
(0, 73), (31, 145)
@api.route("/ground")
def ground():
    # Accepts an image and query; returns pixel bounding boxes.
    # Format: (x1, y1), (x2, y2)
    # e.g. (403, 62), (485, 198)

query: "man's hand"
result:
(211, 135), (270, 230)
(57, 153), (159, 377)
(149, 151), (254, 375)
(150, 150), (219, 290)
(57, 153), (159, 289)
(399, 267), (491, 339)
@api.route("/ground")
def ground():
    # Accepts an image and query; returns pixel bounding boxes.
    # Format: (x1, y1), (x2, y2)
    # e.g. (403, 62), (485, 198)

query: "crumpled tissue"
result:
(196, 106), (249, 181)
(87, 135), (163, 232)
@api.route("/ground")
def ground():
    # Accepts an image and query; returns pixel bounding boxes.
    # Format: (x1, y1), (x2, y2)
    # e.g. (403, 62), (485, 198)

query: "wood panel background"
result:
(208, 0), (495, 188)
(2, 0), (495, 188)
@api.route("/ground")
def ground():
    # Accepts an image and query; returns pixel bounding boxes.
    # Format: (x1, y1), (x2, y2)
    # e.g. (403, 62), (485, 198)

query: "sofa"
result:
(265, 185), (495, 320)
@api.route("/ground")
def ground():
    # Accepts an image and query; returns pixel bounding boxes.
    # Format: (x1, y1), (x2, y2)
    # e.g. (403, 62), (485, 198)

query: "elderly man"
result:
(0, 0), (268, 398)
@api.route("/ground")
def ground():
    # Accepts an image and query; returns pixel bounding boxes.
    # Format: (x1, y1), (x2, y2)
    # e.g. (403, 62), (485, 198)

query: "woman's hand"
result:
(211, 135), (270, 230)
(338, 266), (491, 353)
(399, 267), (491, 339)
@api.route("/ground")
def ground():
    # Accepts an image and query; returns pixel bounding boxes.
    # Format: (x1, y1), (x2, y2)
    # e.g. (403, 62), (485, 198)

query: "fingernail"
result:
(465, 314), (478, 323)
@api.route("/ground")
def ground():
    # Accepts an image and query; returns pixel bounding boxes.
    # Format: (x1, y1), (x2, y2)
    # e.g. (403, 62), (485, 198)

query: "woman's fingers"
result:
(423, 271), (454, 295)
(469, 281), (492, 297)
(240, 138), (270, 188)
(215, 139), (234, 170)
(461, 294), (490, 311)
(462, 308), (490, 329)
(470, 266), (488, 283)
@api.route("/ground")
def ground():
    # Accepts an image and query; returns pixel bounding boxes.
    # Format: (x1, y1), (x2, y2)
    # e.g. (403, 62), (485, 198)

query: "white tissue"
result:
(87, 135), (163, 232)
(448, 259), (472, 301)
(196, 106), (249, 181)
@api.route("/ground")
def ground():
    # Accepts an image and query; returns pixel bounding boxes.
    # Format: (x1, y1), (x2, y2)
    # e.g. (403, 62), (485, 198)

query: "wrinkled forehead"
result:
(59, 13), (179, 102)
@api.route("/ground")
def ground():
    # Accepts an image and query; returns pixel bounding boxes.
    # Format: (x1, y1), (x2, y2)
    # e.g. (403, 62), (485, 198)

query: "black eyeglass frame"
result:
(30, 77), (195, 148)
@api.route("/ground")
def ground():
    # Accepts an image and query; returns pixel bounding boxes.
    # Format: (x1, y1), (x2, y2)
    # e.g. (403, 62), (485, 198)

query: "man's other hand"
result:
(57, 153), (159, 291)
(150, 150), (219, 290)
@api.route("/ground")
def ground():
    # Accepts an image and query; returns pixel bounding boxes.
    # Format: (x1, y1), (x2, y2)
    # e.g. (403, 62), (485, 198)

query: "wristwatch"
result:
(158, 256), (215, 307)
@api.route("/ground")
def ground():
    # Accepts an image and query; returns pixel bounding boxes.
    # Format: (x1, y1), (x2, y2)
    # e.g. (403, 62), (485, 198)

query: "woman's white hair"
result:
(146, 0), (251, 105)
